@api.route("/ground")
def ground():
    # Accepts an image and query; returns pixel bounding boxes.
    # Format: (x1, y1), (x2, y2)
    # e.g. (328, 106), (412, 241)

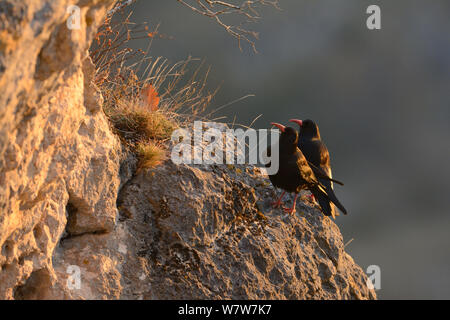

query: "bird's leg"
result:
(271, 191), (286, 208)
(284, 193), (298, 215)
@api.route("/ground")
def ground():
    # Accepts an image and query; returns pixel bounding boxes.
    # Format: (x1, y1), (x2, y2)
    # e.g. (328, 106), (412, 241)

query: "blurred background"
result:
(125, 0), (450, 299)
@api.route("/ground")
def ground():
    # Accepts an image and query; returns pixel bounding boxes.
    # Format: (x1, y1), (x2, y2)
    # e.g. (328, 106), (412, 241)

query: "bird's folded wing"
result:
(307, 161), (344, 186)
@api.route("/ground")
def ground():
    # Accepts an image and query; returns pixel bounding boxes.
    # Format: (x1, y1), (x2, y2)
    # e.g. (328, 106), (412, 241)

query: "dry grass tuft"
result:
(89, 1), (268, 170)
(136, 140), (166, 169)
(105, 95), (177, 143)
(90, 3), (218, 169)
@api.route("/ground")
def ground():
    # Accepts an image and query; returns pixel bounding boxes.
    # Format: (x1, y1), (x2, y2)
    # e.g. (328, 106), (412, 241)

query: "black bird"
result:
(289, 119), (347, 218)
(267, 122), (336, 215)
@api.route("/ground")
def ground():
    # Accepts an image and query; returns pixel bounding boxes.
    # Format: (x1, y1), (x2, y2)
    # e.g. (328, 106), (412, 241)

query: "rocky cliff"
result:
(0, 0), (376, 299)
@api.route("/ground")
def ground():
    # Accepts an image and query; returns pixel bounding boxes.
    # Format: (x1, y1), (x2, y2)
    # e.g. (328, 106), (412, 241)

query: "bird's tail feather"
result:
(320, 178), (347, 215)
(311, 187), (334, 218)
(311, 180), (347, 217)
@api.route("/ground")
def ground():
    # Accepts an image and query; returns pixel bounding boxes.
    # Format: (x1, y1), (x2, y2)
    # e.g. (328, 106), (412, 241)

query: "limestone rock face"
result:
(0, 0), (376, 300)
(116, 162), (376, 300)
(0, 0), (118, 299)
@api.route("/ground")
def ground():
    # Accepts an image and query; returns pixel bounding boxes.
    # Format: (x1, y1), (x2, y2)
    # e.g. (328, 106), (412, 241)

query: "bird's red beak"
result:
(270, 122), (285, 132)
(289, 119), (303, 127)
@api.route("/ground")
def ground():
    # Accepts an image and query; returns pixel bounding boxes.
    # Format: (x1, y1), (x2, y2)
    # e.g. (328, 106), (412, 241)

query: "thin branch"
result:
(176, 0), (280, 52)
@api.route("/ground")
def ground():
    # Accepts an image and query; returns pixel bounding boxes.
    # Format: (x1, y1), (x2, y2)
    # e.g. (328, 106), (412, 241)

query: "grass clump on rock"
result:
(90, 9), (216, 168)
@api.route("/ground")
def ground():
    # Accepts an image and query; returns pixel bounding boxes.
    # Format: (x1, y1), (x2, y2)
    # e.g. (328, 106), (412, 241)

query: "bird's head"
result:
(289, 118), (320, 139)
(271, 122), (298, 146)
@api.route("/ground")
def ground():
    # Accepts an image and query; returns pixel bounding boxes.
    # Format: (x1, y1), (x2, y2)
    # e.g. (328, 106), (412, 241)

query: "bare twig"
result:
(176, 0), (280, 52)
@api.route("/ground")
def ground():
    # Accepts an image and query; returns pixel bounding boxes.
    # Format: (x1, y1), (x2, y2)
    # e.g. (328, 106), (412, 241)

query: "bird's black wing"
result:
(294, 148), (320, 186)
(307, 161), (344, 186)
(294, 148), (347, 217)
(318, 141), (330, 169)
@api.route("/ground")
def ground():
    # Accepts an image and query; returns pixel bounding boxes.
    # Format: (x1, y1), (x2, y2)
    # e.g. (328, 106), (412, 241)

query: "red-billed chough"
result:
(289, 119), (347, 218)
(266, 122), (336, 215)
